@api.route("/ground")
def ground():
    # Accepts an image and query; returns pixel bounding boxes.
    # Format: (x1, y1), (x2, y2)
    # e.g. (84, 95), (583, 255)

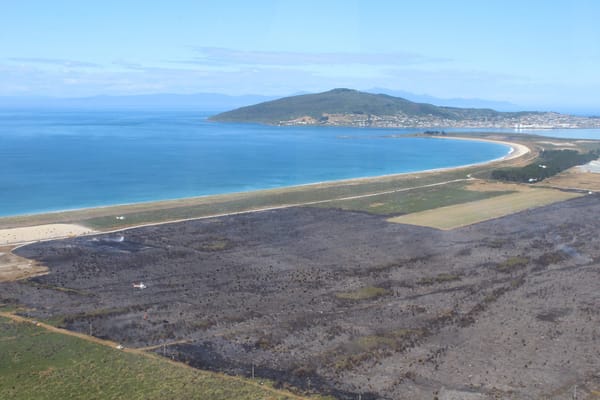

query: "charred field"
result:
(2, 196), (600, 399)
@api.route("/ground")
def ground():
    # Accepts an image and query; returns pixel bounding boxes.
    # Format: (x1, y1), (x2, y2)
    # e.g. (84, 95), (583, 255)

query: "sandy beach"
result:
(0, 224), (94, 246)
(430, 135), (531, 162)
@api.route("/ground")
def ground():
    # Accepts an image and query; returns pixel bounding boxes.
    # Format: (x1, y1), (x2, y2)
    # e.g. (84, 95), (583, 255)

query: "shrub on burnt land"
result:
(536, 251), (568, 267)
(330, 328), (426, 372)
(495, 256), (529, 273)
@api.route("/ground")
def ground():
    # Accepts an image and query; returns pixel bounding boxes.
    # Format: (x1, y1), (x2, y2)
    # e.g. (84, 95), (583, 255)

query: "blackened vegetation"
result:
(3, 197), (600, 399)
(491, 149), (599, 182)
(169, 342), (381, 400)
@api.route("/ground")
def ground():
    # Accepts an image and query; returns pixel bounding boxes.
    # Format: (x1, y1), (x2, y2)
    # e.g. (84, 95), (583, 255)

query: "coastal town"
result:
(279, 111), (600, 129)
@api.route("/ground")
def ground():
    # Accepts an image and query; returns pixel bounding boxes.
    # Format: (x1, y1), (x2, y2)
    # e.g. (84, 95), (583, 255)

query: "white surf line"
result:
(91, 177), (474, 237)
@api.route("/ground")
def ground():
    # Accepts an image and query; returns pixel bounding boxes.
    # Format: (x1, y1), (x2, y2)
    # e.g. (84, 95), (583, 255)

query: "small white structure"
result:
(115, 216), (125, 220)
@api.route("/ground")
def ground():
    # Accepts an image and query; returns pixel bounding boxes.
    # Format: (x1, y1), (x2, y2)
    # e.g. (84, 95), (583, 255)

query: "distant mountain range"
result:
(0, 93), (276, 111)
(210, 88), (600, 129)
(0, 90), (596, 118)
(364, 88), (521, 112)
(0, 90), (520, 112)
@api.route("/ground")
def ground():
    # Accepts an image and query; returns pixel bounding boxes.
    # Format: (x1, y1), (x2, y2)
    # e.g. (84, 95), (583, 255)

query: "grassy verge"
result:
(0, 317), (329, 400)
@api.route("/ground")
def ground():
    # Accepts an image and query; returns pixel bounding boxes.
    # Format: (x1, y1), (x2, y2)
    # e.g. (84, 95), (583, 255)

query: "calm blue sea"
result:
(5, 109), (596, 217)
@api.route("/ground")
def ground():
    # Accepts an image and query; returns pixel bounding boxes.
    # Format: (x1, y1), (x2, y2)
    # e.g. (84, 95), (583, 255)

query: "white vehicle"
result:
(132, 282), (147, 289)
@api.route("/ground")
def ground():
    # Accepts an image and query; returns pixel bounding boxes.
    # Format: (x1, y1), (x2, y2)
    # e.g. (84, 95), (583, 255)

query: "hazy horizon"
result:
(0, 90), (595, 116)
(2, 1), (599, 114)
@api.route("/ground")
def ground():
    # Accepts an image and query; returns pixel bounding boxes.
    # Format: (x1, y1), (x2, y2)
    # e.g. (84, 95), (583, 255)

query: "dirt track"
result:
(2, 195), (600, 399)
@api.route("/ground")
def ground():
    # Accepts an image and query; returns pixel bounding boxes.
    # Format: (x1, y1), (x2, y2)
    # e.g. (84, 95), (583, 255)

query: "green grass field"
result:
(388, 188), (582, 230)
(311, 181), (514, 216)
(0, 317), (328, 400)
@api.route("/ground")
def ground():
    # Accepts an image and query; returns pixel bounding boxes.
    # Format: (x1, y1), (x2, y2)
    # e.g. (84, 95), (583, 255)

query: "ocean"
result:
(4, 109), (592, 218)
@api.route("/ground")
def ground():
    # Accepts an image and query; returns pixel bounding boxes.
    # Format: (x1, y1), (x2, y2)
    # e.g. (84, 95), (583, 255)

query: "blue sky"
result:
(1, 0), (599, 111)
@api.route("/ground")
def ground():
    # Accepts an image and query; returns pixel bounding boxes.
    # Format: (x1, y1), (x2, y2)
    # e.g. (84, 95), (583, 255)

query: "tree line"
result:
(491, 149), (600, 183)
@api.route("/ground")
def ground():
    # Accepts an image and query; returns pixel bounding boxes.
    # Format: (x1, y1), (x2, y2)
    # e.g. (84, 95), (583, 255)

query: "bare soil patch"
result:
(0, 247), (47, 282)
(541, 166), (600, 191)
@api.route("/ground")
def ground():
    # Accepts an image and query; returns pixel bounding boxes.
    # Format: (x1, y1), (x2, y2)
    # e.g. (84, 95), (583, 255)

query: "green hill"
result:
(209, 88), (532, 125)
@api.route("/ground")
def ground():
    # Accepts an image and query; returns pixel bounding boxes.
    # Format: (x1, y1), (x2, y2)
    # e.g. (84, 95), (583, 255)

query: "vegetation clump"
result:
(496, 256), (529, 273)
(195, 238), (232, 252)
(332, 328), (425, 371)
(491, 149), (599, 183)
(536, 251), (568, 266)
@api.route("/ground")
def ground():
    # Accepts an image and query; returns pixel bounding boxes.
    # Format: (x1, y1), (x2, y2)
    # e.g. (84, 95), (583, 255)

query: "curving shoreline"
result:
(397, 135), (530, 172)
(2, 136), (528, 220)
(427, 135), (531, 164)
(0, 135), (533, 246)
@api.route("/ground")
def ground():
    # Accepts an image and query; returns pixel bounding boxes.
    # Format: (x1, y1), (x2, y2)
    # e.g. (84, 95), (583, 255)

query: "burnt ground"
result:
(2, 196), (600, 399)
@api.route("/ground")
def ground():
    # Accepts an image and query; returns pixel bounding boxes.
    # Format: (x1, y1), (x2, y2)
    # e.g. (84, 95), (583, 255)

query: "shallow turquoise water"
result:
(0, 109), (513, 217)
